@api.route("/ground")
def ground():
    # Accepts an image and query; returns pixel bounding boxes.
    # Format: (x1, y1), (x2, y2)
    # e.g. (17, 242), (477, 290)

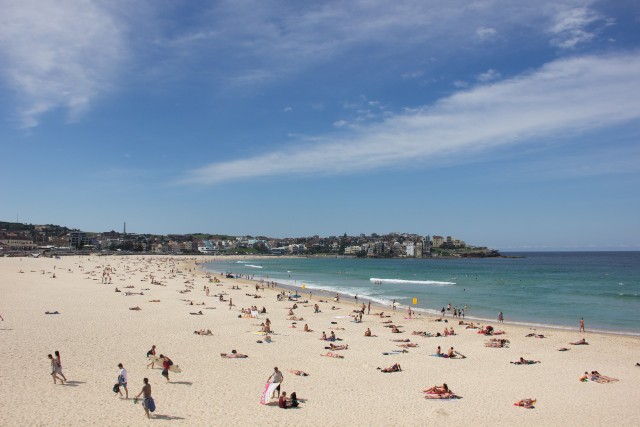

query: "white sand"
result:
(1, 255), (639, 426)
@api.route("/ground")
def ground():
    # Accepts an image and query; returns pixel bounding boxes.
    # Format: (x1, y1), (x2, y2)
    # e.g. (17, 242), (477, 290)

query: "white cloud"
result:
(0, 1), (126, 128)
(476, 69), (501, 82)
(475, 26), (497, 41)
(548, 7), (607, 49)
(180, 53), (640, 185)
(283, 106), (293, 112)
(401, 70), (424, 79)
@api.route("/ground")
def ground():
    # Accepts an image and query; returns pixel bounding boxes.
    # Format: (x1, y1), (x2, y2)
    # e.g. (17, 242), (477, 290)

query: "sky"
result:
(1, 0), (639, 250)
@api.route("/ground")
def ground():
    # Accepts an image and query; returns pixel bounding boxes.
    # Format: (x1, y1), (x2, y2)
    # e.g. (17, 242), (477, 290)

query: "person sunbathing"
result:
(321, 352), (344, 359)
(194, 329), (213, 335)
(448, 347), (465, 358)
(511, 357), (540, 365)
(45, 310), (61, 314)
(391, 327), (402, 333)
(303, 324), (312, 332)
(398, 343), (418, 348)
(129, 307), (142, 311)
(326, 343), (348, 351)
(189, 311), (203, 315)
(525, 333), (546, 338)
(570, 338), (588, 345)
(391, 339), (411, 342)
(288, 316), (303, 321)
(558, 347), (570, 351)
(115, 288), (121, 292)
(424, 384), (450, 395)
(589, 371), (619, 383)
(485, 339), (509, 348)
(220, 350), (248, 358)
(515, 398), (536, 408)
(377, 363), (402, 373)
(289, 369), (309, 376)
(364, 328), (377, 337)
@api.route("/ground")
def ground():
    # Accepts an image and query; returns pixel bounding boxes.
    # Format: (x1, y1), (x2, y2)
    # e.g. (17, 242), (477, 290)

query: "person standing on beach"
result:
(48, 354), (64, 384)
(367, 302), (371, 315)
(498, 312), (504, 323)
(117, 363), (128, 399)
(580, 318), (585, 332)
(267, 367), (284, 398)
(135, 378), (153, 419)
(392, 300), (397, 311)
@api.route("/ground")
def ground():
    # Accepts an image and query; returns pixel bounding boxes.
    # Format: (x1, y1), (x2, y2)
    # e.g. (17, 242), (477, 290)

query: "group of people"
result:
(47, 351), (66, 385)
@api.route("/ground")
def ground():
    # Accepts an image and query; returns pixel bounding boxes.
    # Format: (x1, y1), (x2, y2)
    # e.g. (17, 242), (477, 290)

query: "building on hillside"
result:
(68, 231), (89, 249)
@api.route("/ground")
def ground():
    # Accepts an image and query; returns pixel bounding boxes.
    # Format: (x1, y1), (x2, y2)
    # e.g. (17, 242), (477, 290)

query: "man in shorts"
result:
(135, 378), (153, 419)
(117, 363), (128, 399)
(267, 367), (284, 398)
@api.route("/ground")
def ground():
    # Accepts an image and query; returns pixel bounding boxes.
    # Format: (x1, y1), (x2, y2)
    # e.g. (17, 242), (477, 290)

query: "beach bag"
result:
(113, 383), (120, 394)
(146, 397), (156, 412)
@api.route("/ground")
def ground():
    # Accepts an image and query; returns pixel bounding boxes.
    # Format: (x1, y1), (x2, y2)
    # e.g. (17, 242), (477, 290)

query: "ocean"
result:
(204, 252), (640, 335)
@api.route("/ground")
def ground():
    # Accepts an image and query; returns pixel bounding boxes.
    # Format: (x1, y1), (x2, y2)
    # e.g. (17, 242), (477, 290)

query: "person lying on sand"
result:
(485, 339), (509, 348)
(189, 311), (203, 315)
(581, 371), (619, 383)
(558, 347), (570, 351)
(377, 363), (401, 373)
(424, 384), (451, 395)
(511, 357), (540, 365)
(115, 288), (121, 292)
(398, 343), (418, 348)
(148, 299), (160, 302)
(391, 327), (402, 333)
(515, 398), (536, 408)
(194, 329), (212, 336)
(326, 343), (348, 350)
(129, 307), (142, 311)
(288, 316), (303, 321)
(525, 333), (546, 338)
(220, 350), (248, 358)
(570, 338), (588, 345)
(321, 352), (344, 359)
(289, 369), (309, 376)
(391, 339), (410, 342)
(45, 311), (61, 314)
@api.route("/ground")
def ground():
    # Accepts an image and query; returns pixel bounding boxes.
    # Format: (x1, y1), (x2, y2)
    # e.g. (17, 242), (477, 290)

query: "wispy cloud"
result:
(475, 26), (497, 41)
(181, 53), (640, 185)
(476, 69), (501, 82)
(0, 1), (126, 128)
(548, 7), (610, 49)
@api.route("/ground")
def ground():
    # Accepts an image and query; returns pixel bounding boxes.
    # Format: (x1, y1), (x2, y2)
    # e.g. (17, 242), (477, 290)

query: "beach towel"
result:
(144, 397), (156, 412)
(260, 382), (280, 405)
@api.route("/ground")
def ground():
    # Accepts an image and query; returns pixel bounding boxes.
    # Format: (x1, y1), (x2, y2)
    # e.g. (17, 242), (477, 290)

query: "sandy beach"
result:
(1, 254), (639, 426)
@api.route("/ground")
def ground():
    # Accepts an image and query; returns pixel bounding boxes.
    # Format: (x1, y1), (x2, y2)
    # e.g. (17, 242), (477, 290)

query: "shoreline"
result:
(202, 257), (640, 338)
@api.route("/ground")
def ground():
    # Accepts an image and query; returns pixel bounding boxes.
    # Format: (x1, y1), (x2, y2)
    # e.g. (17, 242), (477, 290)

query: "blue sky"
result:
(1, 0), (639, 250)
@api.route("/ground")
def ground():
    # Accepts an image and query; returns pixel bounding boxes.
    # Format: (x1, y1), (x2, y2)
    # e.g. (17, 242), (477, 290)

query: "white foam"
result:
(245, 264), (263, 269)
(370, 278), (455, 286)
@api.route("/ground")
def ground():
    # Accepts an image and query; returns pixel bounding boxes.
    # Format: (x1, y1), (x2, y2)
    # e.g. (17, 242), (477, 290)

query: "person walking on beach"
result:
(146, 345), (157, 369)
(367, 302), (371, 315)
(392, 299), (397, 311)
(267, 367), (284, 398)
(54, 351), (67, 382)
(48, 354), (64, 384)
(498, 312), (504, 323)
(580, 318), (585, 332)
(135, 378), (154, 419)
(117, 363), (128, 399)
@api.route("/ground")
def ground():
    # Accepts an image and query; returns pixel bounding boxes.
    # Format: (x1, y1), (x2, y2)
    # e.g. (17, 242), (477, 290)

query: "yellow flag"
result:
(302, 284), (306, 289)
(412, 298), (418, 305)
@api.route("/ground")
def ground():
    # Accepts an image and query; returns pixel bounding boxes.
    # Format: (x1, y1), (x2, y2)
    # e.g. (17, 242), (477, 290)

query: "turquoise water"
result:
(205, 252), (640, 335)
